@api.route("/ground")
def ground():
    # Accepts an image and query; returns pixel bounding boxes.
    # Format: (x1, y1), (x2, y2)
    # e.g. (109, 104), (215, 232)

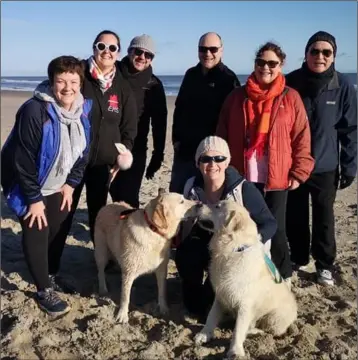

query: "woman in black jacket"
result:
(61, 30), (138, 242)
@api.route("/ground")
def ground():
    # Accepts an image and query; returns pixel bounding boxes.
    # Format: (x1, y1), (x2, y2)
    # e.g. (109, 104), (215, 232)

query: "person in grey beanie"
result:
(286, 31), (357, 286)
(110, 34), (168, 208)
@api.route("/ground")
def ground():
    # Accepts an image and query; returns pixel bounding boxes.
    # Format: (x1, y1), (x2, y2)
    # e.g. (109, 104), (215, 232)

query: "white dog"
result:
(194, 201), (297, 359)
(94, 189), (201, 323)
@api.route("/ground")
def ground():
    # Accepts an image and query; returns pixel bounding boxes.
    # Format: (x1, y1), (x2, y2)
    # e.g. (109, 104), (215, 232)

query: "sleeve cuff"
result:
(27, 193), (44, 205)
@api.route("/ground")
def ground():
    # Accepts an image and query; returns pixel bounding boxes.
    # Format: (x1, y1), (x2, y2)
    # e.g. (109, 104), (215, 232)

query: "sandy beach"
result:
(1, 90), (357, 360)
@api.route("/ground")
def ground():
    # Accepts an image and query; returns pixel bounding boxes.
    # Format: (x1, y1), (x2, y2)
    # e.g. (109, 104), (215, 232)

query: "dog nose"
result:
(195, 201), (203, 208)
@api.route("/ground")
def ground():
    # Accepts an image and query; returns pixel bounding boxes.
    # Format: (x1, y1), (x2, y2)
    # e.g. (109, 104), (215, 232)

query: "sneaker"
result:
(317, 269), (335, 286)
(291, 262), (308, 271)
(49, 275), (76, 294)
(284, 277), (292, 290)
(35, 288), (71, 317)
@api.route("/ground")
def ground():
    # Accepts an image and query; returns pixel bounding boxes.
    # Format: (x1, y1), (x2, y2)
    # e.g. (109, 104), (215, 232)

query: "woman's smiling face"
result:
(93, 33), (119, 71)
(198, 150), (229, 181)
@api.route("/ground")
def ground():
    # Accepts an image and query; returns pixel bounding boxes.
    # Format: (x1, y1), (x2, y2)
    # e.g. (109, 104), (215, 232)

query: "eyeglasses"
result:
(255, 58), (280, 68)
(309, 48), (333, 57)
(133, 48), (154, 60)
(94, 42), (119, 53)
(199, 155), (227, 164)
(198, 46), (221, 54)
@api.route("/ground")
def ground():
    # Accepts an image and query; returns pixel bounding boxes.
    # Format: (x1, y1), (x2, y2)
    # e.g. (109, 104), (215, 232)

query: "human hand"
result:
(24, 201), (48, 230)
(60, 184), (74, 211)
(339, 174), (355, 190)
(145, 154), (163, 180)
(288, 178), (300, 190)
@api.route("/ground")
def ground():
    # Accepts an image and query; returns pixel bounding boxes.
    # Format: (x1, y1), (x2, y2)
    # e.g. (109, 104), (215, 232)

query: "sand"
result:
(1, 91), (357, 360)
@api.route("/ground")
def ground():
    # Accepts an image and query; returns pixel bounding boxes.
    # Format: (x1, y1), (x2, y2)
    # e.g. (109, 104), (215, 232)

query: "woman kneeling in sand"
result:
(1, 56), (92, 317)
(174, 136), (277, 318)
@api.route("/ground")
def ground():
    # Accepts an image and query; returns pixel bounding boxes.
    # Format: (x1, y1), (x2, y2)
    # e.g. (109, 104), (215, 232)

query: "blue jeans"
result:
(169, 153), (198, 194)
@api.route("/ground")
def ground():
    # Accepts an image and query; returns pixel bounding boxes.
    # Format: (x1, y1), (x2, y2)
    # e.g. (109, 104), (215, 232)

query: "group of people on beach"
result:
(1, 29), (356, 318)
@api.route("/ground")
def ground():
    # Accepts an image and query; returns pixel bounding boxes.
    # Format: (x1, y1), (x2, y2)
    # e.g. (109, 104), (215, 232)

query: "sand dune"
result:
(1, 91), (357, 360)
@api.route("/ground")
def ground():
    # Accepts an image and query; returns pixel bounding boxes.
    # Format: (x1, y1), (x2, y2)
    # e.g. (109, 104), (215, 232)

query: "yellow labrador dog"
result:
(94, 189), (201, 323)
(194, 200), (297, 359)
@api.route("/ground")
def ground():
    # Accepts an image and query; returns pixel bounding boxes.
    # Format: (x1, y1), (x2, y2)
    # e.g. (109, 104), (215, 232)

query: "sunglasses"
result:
(94, 42), (119, 53)
(199, 155), (227, 164)
(198, 46), (221, 54)
(255, 58), (280, 69)
(309, 48), (333, 57)
(133, 48), (154, 60)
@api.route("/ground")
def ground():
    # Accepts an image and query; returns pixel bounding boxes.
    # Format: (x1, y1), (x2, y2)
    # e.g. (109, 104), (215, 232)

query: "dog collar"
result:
(143, 210), (169, 240)
(119, 208), (139, 220)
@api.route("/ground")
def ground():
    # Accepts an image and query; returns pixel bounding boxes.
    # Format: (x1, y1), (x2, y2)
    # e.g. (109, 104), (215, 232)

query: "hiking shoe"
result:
(35, 288), (71, 316)
(317, 269), (335, 286)
(49, 275), (76, 294)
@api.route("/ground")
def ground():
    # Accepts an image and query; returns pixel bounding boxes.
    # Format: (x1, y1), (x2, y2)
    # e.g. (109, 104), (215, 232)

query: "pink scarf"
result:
(88, 56), (116, 93)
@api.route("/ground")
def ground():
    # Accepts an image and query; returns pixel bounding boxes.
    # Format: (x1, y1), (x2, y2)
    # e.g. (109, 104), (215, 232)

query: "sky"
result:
(1, 1), (357, 76)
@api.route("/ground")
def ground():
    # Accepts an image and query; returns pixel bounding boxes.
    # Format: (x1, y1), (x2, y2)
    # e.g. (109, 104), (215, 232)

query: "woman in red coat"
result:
(217, 42), (314, 287)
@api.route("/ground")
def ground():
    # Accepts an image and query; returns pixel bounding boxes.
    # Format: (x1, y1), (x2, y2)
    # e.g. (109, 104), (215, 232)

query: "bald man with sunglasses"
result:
(170, 32), (240, 194)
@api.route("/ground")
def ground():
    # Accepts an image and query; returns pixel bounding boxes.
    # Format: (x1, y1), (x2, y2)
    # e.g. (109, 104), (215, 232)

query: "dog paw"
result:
(226, 346), (246, 359)
(247, 327), (264, 336)
(194, 332), (211, 345)
(115, 309), (129, 324)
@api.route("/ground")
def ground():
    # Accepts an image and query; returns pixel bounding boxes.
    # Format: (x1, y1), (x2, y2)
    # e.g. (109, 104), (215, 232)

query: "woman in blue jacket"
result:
(1, 56), (92, 317)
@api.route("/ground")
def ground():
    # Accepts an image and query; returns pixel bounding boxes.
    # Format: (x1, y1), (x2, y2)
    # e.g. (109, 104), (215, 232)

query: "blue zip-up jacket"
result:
(1, 97), (92, 217)
(286, 70), (357, 177)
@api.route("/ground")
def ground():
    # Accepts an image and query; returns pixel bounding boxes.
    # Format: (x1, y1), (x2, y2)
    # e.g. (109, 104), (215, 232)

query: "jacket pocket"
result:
(6, 184), (28, 217)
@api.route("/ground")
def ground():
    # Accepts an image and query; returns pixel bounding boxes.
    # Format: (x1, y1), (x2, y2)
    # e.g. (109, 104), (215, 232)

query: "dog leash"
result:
(264, 253), (283, 284)
(235, 245), (282, 284)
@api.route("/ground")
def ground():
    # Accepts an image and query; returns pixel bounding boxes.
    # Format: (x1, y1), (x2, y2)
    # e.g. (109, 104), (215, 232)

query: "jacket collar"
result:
(327, 71), (340, 90)
(195, 61), (226, 75)
(193, 166), (245, 199)
(117, 57), (153, 85)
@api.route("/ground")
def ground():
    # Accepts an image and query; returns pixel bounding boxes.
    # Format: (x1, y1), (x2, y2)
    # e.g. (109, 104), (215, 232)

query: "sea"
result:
(1, 73), (357, 96)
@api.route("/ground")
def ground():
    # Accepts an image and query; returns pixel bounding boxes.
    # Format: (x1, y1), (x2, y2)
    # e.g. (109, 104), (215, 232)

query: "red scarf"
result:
(245, 72), (286, 159)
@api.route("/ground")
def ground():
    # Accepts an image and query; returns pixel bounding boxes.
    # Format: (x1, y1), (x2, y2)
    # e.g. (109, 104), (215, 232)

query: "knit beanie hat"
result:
(128, 34), (155, 56)
(195, 136), (231, 165)
(305, 31), (337, 56)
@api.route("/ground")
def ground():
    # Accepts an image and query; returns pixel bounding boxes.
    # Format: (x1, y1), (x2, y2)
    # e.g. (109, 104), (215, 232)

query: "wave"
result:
(2, 79), (43, 84)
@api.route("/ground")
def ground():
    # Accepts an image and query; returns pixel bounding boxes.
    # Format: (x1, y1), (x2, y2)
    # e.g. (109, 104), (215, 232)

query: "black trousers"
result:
(174, 225), (215, 316)
(109, 152), (147, 208)
(286, 170), (338, 270)
(20, 192), (69, 291)
(255, 184), (292, 279)
(60, 164), (111, 244)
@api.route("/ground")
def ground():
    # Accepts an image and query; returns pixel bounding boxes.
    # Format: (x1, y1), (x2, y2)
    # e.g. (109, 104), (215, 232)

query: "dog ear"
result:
(158, 187), (166, 196)
(152, 202), (168, 230)
(225, 210), (240, 232)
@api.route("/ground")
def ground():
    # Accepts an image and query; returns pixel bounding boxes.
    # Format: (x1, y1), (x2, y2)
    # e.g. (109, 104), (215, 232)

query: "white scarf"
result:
(34, 80), (86, 175)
